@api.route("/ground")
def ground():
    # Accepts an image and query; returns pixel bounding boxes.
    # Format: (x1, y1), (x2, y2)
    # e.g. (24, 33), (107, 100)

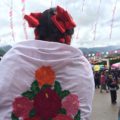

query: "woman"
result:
(100, 71), (108, 93)
(0, 6), (94, 120)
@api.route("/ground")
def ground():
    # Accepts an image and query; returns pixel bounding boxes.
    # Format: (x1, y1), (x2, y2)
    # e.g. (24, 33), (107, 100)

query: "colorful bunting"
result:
(85, 49), (120, 58)
(82, 0), (86, 12)
(9, 0), (15, 41)
(109, 0), (118, 39)
(21, 0), (25, 2)
(21, 0), (28, 40)
(93, 0), (102, 41)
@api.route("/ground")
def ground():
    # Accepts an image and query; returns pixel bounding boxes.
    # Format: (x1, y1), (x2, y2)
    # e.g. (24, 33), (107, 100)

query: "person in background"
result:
(0, 6), (94, 120)
(106, 72), (113, 91)
(94, 71), (100, 89)
(100, 71), (109, 93)
(109, 76), (119, 104)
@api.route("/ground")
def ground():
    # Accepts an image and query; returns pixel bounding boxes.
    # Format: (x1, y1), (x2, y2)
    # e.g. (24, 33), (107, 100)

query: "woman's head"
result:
(24, 6), (76, 45)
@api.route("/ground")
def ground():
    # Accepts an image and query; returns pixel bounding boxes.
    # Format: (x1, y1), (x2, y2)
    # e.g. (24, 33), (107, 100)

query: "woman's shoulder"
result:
(9, 40), (83, 58)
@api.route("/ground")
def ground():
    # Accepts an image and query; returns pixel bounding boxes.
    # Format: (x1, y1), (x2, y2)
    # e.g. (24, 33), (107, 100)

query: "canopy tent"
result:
(111, 62), (120, 69)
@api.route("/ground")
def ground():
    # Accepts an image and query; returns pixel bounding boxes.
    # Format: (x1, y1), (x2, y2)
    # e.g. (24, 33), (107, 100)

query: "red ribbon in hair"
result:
(24, 6), (76, 44)
(51, 15), (66, 33)
(51, 6), (76, 33)
(51, 6), (76, 44)
(24, 13), (42, 27)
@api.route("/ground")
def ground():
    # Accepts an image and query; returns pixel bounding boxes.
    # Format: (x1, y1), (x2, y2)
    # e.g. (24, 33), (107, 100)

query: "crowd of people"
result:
(93, 68), (120, 104)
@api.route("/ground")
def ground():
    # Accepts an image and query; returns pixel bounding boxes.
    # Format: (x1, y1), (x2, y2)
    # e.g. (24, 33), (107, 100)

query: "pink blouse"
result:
(0, 40), (94, 120)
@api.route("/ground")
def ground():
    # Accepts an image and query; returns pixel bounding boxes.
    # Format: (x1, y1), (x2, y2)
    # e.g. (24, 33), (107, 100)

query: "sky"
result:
(0, 0), (120, 48)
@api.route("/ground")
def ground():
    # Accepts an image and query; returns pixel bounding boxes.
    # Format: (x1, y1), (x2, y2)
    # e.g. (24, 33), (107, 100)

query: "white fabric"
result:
(0, 40), (94, 120)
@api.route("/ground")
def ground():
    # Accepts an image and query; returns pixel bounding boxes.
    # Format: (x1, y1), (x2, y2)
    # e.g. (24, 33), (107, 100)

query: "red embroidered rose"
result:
(35, 66), (55, 87)
(62, 94), (79, 116)
(12, 97), (33, 119)
(53, 114), (73, 120)
(34, 88), (61, 120)
(24, 116), (41, 120)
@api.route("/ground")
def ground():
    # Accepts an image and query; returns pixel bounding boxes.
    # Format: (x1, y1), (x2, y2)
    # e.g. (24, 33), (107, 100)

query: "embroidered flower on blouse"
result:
(34, 87), (61, 120)
(24, 116), (40, 120)
(11, 66), (81, 120)
(62, 94), (79, 117)
(35, 66), (55, 87)
(53, 114), (73, 120)
(12, 97), (33, 119)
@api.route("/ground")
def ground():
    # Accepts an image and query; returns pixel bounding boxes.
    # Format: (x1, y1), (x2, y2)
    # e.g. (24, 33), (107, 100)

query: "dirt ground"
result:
(90, 89), (120, 120)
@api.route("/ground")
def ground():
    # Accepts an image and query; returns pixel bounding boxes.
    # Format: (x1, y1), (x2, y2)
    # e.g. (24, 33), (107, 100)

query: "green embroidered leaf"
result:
(54, 81), (62, 95)
(22, 91), (35, 100)
(11, 112), (19, 120)
(29, 108), (36, 118)
(48, 119), (52, 120)
(74, 110), (81, 120)
(31, 80), (40, 94)
(59, 108), (66, 114)
(41, 84), (52, 90)
(60, 90), (70, 99)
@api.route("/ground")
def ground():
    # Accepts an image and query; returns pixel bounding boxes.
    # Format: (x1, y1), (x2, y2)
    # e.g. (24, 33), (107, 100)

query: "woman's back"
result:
(0, 40), (94, 120)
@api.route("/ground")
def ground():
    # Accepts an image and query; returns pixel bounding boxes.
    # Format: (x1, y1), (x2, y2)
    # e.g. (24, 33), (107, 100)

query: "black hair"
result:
(35, 8), (74, 43)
